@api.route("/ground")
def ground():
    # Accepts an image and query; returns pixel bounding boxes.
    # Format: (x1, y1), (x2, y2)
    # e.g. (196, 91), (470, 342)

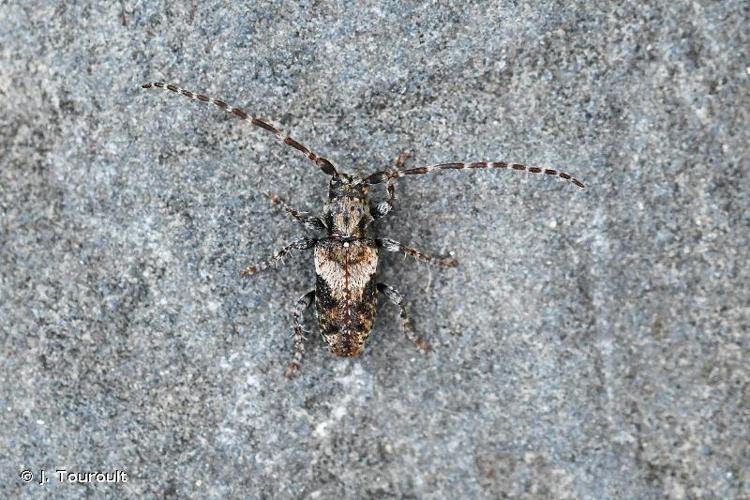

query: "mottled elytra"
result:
(141, 81), (584, 378)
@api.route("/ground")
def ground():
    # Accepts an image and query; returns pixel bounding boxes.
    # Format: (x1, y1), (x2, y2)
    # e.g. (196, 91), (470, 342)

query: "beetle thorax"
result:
(326, 176), (371, 238)
(327, 196), (370, 237)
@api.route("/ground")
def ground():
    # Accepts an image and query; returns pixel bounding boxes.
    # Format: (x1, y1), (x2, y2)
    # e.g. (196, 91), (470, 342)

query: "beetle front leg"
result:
(264, 192), (326, 231)
(370, 179), (396, 220)
(377, 283), (430, 353)
(371, 152), (411, 220)
(284, 289), (316, 379)
(241, 237), (316, 276)
(376, 238), (458, 268)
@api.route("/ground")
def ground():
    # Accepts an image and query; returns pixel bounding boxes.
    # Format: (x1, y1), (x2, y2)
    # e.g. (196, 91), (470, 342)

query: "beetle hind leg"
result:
(285, 289), (316, 379)
(377, 283), (430, 353)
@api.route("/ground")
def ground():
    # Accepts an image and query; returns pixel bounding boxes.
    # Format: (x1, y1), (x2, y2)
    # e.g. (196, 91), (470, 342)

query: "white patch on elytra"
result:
(315, 242), (377, 302)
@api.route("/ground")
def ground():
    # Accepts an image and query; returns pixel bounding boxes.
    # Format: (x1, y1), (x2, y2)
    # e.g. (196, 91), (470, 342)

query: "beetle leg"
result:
(376, 238), (458, 268)
(370, 179), (396, 220)
(240, 237), (316, 276)
(264, 192), (326, 231)
(371, 152), (411, 221)
(285, 289), (316, 379)
(377, 283), (430, 353)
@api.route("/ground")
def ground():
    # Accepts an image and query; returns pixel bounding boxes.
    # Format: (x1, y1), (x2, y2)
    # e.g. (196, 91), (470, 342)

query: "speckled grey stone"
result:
(2, 1), (749, 499)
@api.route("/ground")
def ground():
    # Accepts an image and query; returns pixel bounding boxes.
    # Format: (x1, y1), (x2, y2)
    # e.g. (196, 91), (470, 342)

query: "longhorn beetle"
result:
(141, 81), (585, 378)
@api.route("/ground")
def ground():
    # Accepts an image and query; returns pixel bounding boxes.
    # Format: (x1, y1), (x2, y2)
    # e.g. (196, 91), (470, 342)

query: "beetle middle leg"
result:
(240, 237), (316, 276)
(285, 289), (316, 379)
(377, 283), (430, 352)
(376, 238), (458, 268)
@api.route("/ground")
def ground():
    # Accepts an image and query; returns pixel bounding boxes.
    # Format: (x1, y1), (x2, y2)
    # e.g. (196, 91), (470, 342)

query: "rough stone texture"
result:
(2, 2), (748, 498)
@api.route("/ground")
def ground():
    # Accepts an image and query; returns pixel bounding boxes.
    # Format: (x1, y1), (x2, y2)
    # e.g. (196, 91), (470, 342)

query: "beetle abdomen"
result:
(314, 240), (379, 357)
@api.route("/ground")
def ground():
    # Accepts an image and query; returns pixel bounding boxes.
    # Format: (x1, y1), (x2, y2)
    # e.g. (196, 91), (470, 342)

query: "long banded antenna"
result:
(141, 82), (338, 176)
(364, 161), (585, 189)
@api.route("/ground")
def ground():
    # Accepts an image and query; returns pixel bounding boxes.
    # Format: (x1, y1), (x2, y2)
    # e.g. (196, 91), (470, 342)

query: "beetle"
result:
(141, 81), (584, 377)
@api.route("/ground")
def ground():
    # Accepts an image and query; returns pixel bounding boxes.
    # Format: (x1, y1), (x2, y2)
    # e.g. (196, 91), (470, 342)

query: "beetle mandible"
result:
(141, 82), (584, 378)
